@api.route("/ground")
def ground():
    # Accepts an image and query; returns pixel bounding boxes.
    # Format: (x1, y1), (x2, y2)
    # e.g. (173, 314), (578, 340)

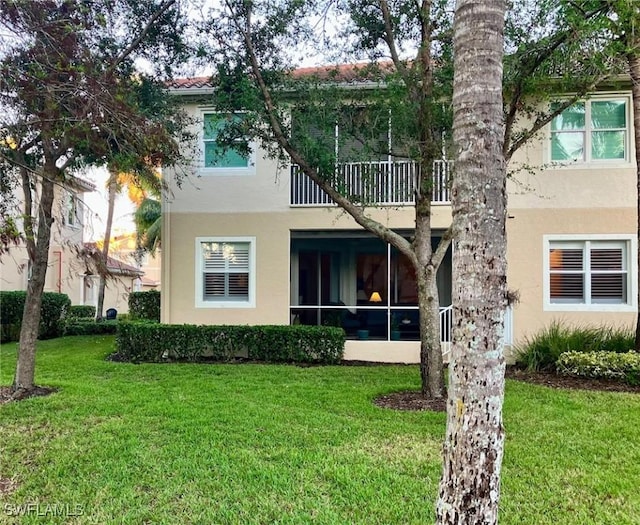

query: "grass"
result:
(1, 336), (640, 524)
(515, 321), (635, 371)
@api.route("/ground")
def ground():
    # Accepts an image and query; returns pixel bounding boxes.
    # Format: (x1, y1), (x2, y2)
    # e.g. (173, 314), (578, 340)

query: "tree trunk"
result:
(13, 175), (56, 393)
(96, 171), (118, 321)
(628, 53), (640, 351)
(436, 1), (507, 524)
(417, 267), (445, 398)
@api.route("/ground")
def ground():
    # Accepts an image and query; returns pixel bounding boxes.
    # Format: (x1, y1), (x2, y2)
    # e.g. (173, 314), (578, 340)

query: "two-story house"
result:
(160, 72), (636, 363)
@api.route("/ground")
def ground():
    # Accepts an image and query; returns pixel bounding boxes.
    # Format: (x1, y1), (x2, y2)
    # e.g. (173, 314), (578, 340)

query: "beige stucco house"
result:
(1, 178), (144, 314)
(161, 74), (637, 363)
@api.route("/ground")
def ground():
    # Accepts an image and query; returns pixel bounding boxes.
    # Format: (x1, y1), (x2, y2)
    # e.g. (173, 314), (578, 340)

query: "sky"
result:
(81, 167), (137, 242)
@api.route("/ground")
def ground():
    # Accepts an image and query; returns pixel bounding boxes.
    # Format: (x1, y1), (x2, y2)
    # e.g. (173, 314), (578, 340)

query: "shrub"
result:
(68, 305), (96, 319)
(515, 321), (634, 371)
(0, 291), (70, 342)
(0, 291), (25, 342)
(129, 290), (160, 322)
(39, 293), (71, 339)
(557, 351), (640, 385)
(115, 322), (345, 364)
(64, 319), (118, 336)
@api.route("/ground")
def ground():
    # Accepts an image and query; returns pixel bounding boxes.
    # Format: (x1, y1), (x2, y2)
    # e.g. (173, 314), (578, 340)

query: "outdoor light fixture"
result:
(369, 291), (382, 303)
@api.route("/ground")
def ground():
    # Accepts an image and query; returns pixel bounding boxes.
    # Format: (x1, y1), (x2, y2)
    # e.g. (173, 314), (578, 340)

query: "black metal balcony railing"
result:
(290, 159), (452, 207)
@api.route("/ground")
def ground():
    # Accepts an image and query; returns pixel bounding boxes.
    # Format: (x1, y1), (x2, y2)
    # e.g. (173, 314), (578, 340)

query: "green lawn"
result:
(1, 336), (639, 524)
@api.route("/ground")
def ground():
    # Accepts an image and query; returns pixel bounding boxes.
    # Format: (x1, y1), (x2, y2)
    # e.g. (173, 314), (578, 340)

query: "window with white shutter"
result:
(196, 237), (256, 308)
(546, 238), (632, 310)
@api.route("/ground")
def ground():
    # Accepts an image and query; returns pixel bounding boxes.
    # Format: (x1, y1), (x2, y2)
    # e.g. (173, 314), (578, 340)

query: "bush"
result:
(68, 305), (96, 319)
(64, 319), (118, 336)
(515, 321), (634, 371)
(0, 290), (70, 342)
(115, 322), (345, 364)
(557, 351), (640, 385)
(129, 290), (160, 322)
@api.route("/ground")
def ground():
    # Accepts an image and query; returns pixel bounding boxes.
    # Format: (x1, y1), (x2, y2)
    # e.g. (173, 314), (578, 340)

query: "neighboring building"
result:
(80, 243), (144, 313)
(102, 233), (162, 291)
(0, 178), (145, 314)
(1, 176), (95, 304)
(161, 73), (636, 363)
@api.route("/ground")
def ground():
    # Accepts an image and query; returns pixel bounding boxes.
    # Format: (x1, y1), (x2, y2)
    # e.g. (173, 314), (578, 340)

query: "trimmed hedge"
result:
(68, 305), (96, 319)
(129, 290), (160, 322)
(557, 351), (640, 385)
(0, 290), (70, 342)
(64, 319), (118, 336)
(115, 322), (345, 364)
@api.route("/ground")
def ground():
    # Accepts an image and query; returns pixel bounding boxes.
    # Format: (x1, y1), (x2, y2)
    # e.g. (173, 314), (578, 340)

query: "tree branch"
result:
(106, 0), (176, 77)
(505, 75), (607, 161)
(225, 0), (414, 260)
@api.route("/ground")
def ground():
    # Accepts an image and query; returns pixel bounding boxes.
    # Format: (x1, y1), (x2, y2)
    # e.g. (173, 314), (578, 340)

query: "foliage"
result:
(134, 197), (162, 254)
(557, 350), (640, 385)
(67, 305), (97, 319)
(128, 290), (161, 322)
(515, 321), (634, 371)
(201, 0), (456, 399)
(0, 0), (193, 390)
(63, 319), (119, 336)
(0, 291), (70, 342)
(115, 322), (345, 364)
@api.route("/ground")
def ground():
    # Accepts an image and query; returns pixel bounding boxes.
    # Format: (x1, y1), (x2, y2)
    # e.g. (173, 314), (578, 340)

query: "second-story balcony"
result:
(290, 159), (452, 207)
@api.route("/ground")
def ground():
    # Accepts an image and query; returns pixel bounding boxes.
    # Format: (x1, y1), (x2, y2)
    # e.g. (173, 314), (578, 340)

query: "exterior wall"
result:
(506, 90), (637, 343)
(507, 207), (636, 344)
(163, 90), (637, 362)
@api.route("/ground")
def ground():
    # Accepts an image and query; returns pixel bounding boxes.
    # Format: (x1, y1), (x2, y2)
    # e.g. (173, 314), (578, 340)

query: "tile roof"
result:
(166, 62), (396, 90)
(82, 243), (144, 277)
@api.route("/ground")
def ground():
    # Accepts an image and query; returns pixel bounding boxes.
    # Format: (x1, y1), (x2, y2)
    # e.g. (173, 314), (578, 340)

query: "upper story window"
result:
(65, 192), (80, 228)
(551, 98), (628, 163)
(195, 237), (256, 308)
(544, 235), (636, 312)
(202, 112), (254, 172)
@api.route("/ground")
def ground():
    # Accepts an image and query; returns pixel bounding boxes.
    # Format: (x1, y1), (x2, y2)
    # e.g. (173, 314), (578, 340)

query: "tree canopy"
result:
(0, 0), (192, 393)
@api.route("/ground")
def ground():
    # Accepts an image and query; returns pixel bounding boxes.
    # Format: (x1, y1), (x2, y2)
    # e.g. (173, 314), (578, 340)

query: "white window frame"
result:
(65, 192), (80, 228)
(543, 234), (637, 312)
(199, 109), (256, 176)
(548, 95), (632, 167)
(195, 236), (256, 308)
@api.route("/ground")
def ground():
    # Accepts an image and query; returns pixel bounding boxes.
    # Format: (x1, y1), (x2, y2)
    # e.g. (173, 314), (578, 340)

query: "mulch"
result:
(0, 385), (57, 405)
(374, 391), (448, 412)
(504, 367), (640, 393)
(373, 366), (640, 412)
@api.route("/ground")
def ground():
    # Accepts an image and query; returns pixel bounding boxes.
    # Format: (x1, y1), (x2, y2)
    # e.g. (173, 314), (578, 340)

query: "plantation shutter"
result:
(590, 246), (626, 303)
(549, 241), (627, 305)
(549, 247), (584, 303)
(202, 242), (250, 301)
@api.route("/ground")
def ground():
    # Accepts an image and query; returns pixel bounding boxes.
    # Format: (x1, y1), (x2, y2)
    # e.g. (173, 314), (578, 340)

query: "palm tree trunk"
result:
(96, 170), (117, 321)
(436, 1), (507, 523)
